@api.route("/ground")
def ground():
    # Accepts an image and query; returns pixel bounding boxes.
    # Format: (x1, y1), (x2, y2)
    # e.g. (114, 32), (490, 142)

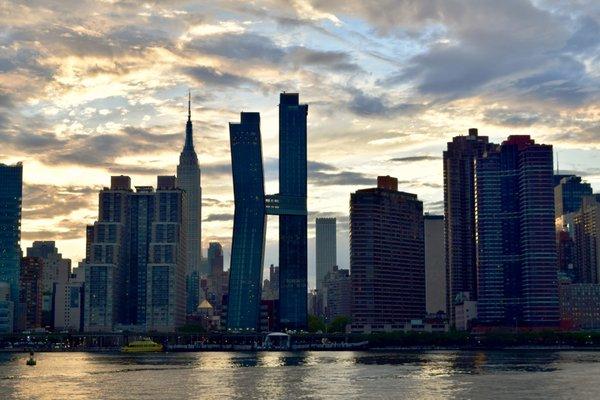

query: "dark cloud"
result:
(390, 155), (441, 162)
(184, 31), (361, 73)
(203, 213), (234, 222)
(181, 65), (265, 89)
(347, 88), (422, 117)
(308, 161), (374, 186)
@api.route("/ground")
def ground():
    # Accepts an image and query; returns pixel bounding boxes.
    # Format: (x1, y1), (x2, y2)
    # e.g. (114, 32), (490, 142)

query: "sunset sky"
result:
(1, 0), (598, 288)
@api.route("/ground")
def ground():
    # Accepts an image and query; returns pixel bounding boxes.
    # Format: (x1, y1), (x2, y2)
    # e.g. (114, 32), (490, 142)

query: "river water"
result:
(0, 350), (598, 399)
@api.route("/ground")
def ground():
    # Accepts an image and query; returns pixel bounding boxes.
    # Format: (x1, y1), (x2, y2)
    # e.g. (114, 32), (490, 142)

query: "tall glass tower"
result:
(278, 93), (308, 330)
(177, 93), (202, 315)
(0, 162), (23, 325)
(227, 112), (266, 331)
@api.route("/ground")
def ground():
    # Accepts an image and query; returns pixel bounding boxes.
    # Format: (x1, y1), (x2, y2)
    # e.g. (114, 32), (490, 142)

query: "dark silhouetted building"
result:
(475, 135), (559, 327)
(227, 112), (266, 331)
(443, 129), (494, 326)
(350, 176), (425, 333)
(20, 257), (43, 330)
(84, 176), (132, 332)
(0, 162), (22, 331)
(555, 175), (592, 217)
(278, 93), (308, 330)
(84, 176), (186, 332)
(26, 241), (71, 328)
(177, 93), (202, 315)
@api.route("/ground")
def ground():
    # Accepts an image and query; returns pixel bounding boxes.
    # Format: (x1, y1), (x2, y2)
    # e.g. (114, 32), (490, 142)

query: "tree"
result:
(308, 315), (326, 333)
(327, 316), (350, 333)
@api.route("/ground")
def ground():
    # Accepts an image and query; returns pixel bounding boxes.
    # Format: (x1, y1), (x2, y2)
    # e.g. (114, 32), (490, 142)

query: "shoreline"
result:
(5, 345), (600, 353)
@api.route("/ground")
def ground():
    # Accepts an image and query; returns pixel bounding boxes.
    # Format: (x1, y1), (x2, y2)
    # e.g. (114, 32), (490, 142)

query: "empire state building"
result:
(177, 92), (202, 314)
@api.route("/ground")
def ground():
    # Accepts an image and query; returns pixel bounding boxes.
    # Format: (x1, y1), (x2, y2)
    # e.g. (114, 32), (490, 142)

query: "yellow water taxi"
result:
(121, 338), (163, 353)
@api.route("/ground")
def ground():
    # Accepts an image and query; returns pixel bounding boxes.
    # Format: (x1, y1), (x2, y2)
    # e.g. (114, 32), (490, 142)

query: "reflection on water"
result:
(1, 351), (599, 399)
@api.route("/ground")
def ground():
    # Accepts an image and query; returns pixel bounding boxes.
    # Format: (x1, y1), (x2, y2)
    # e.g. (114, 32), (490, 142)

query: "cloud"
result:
(203, 213), (234, 222)
(346, 88), (422, 117)
(181, 65), (265, 89)
(308, 161), (374, 186)
(390, 155), (441, 162)
(23, 183), (98, 220)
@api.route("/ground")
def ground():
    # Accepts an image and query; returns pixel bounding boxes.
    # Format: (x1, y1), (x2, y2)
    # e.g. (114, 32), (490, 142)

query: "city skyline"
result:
(1, 1), (599, 291)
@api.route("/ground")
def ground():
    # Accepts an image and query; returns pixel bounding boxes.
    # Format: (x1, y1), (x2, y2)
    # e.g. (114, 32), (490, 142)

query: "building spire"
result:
(184, 90), (194, 151)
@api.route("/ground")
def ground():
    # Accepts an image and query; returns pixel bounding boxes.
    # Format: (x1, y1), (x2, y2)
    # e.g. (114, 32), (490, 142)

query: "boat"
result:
(121, 338), (163, 353)
(26, 351), (36, 366)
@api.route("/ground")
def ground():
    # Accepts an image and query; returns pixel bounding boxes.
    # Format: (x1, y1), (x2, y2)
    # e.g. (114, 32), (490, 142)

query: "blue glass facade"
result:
(475, 136), (559, 327)
(278, 93), (308, 330)
(227, 112), (266, 331)
(0, 163), (23, 319)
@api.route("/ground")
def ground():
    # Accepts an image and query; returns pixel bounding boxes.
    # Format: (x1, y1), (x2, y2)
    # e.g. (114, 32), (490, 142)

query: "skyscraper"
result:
(574, 194), (600, 283)
(145, 176), (187, 332)
(26, 241), (71, 327)
(278, 93), (308, 330)
(19, 256), (43, 329)
(443, 128), (494, 325)
(84, 176), (132, 332)
(0, 162), (23, 331)
(316, 218), (337, 293)
(350, 176), (425, 333)
(84, 175), (187, 332)
(424, 214), (446, 314)
(227, 112), (266, 331)
(475, 135), (559, 327)
(555, 176), (592, 280)
(177, 93), (202, 315)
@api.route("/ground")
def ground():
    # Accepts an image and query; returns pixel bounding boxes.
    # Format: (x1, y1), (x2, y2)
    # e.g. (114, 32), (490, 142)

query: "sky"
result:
(1, 0), (599, 288)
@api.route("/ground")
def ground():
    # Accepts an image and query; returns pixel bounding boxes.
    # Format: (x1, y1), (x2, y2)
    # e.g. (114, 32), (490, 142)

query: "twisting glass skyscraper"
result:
(278, 93), (308, 330)
(177, 93), (202, 315)
(227, 112), (266, 331)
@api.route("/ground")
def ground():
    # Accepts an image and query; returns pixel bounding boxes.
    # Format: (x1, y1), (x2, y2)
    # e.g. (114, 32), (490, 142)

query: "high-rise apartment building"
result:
(177, 93), (202, 315)
(323, 266), (351, 321)
(0, 162), (23, 332)
(424, 214), (446, 314)
(444, 129), (494, 325)
(84, 176), (132, 332)
(84, 176), (186, 332)
(350, 176), (425, 333)
(475, 135), (559, 327)
(278, 93), (308, 330)
(227, 112), (266, 331)
(26, 241), (71, 327)
(574, 194), (600, 283)
(145, 176), (187, 332)
(19, 256), (44, 329)
(316, 218), (337, 293)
